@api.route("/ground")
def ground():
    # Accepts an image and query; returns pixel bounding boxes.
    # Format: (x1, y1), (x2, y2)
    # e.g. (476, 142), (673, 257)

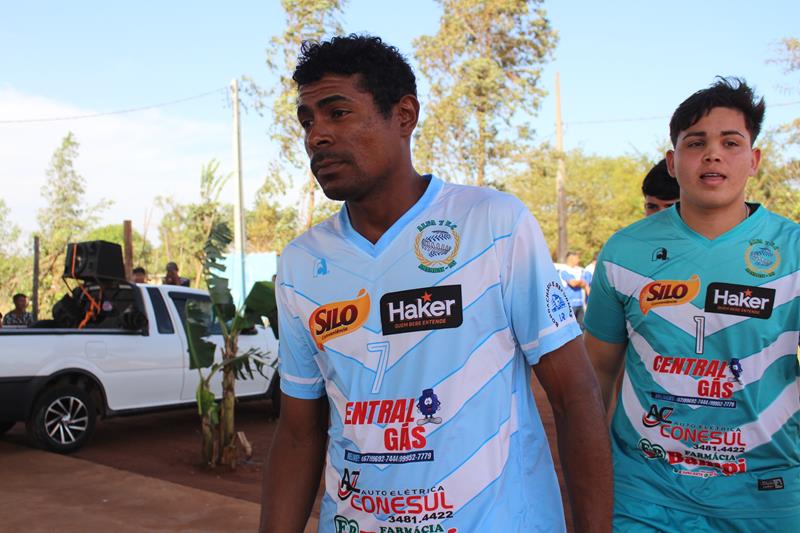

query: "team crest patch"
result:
(744, 239), (780, 278)
(415, 219), (460, 273)
(545, 281), (573, 327)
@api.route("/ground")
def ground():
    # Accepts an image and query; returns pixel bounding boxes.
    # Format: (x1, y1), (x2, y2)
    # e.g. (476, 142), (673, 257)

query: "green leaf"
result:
(185, 300), (216, 369)
(232, 280), (277, 332)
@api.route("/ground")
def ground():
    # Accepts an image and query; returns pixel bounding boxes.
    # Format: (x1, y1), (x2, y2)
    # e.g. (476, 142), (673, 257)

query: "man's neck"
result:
(347, 171), (428, 244)
(678, 200), (749, 240)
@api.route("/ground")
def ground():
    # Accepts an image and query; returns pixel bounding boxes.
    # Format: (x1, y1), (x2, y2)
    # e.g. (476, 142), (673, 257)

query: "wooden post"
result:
(123, 220), (133, 280)
(32, 236), (40, 321)
(555, 72), (568, 263)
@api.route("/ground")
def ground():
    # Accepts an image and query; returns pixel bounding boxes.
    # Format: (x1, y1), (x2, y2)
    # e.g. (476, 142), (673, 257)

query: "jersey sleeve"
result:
(499, 206), (582, 365)
(276, 268), (326, 400)
(583, 248), (628, 344)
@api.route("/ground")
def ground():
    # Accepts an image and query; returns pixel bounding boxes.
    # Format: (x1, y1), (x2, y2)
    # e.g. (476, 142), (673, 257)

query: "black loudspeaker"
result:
(63, 240), (126, 281)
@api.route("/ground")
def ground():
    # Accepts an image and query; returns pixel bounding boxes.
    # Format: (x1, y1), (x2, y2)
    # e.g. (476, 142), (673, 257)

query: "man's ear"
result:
(395, 95), (420, 138)
(665, 150), (677, 178)
(750, 147), (762, 176)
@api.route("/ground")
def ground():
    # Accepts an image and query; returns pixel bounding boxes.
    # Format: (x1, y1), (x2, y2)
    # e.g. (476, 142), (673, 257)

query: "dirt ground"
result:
(4, 375), (572, 531)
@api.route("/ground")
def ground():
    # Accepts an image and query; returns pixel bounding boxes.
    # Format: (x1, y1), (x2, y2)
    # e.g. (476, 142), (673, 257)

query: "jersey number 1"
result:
(693, 316), (705, 354)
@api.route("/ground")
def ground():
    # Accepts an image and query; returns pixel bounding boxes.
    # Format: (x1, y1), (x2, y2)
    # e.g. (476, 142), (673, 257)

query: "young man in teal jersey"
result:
(259, 35), (612, 533)
(585, 77), (800, 531)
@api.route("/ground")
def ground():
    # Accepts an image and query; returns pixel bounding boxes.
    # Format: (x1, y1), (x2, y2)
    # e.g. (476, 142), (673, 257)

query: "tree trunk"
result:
(218, 336), (238, 469)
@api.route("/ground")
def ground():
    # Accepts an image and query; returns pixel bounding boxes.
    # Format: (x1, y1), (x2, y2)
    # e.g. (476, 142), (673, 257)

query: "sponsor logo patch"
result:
(380, 285), (462, 335)
(545, 281), (573, 327)
(638, 438), (666, 460)
(639, 275), (701, 314)
(758, 477), (785, 491)
(309, 289), (370, 349)
(415, 219), (460, 273)
(744, 239), (780, 278)
(333, 515), (361, 533)
(651, 247), (668, 261)
(704, 282), (775, 319)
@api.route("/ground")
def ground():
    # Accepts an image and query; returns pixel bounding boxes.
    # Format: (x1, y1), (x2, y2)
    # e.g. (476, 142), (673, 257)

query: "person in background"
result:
(3, 293), (33, 327)
(163, 262), (189, 287)
(131, 266), (147, 284)
(642, 158), (680, 216)
(560, 251), (589, 328)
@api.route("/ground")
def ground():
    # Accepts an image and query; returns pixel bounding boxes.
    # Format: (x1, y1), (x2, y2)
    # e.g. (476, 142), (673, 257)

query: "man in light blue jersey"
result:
(585, 77), (800, 531)
(259, 34), (612, 533)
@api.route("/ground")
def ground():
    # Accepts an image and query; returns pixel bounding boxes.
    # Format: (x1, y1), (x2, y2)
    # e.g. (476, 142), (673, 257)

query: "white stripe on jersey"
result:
(629, 322), (800, 409)
(621, 370), (800, 461)
(322, 328), (517, 471)
(605, 262), (800, 337)
(281, 372), (324, 386)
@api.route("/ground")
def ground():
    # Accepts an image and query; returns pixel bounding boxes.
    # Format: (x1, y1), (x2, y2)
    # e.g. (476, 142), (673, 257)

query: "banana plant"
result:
(184, 222), (276, 468)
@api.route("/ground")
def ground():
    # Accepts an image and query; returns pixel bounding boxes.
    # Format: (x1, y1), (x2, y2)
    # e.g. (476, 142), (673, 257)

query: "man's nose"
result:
(702, 146), (722, 163)
(306, 121), (333, 151)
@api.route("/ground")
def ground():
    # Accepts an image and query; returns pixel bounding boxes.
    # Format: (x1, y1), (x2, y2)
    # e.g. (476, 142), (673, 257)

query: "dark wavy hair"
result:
(293, 34), (417, 118)
(669, 77), (765, 147)
(642, 159), (679, 200)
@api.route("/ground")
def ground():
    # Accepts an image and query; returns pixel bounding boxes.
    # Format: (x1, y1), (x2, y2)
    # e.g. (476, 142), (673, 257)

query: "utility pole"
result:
(555, 72), (568, 263)
(231, 78), (247, 301)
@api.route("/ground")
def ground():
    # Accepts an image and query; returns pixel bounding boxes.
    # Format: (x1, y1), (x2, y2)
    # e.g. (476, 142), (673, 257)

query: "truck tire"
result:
(0, 421), (14, 435)
(27, 384), (96, 453)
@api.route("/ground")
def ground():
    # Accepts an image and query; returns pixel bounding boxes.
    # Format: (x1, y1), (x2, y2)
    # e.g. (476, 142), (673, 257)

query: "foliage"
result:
(413, 0), (558, 186)
(747, 134), (800, 222)
(36, 132), (109, 316)
(156, 160), (231, 287)
(0, 200), (30, 314)
(184, 220), (277, 468)
(84, 223), (154, 271)
(505, 147), (650, 260)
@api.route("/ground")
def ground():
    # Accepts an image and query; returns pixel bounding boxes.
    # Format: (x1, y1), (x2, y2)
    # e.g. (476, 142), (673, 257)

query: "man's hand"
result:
(534, 337), (612, 533)
(260, 394), (328, 533)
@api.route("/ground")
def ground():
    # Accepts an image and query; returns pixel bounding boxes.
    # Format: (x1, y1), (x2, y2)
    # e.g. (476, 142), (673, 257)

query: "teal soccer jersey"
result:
(277, 176), (581, 532)
(585, 204), (800, 519)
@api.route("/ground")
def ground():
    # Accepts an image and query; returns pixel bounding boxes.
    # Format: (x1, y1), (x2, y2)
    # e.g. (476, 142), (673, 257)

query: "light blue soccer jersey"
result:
(277, 176), (581, 533)
(585, 204), (800, 519)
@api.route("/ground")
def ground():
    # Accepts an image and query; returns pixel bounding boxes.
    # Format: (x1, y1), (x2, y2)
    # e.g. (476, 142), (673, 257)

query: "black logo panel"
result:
(704, 282), (775, 319)
(380, 285), (463, 335)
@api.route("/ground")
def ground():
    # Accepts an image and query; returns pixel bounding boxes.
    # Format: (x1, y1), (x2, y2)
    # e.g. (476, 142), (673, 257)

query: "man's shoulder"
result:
(281, 211), (342, 257)
(440, 180), (525, 211)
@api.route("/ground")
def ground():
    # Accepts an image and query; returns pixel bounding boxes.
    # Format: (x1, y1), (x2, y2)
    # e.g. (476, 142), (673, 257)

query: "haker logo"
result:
(704, 282), (775, 319)
(380, 285), (462, 335)
(639, 275), (701, 314)
(310, 289), (370, 349)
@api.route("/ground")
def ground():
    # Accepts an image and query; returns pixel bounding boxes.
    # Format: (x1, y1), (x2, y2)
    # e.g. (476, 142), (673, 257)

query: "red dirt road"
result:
(4, 376), (573, 531)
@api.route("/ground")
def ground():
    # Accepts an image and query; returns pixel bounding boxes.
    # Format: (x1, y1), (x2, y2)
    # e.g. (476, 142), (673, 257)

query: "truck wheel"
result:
(269, 374), (281, 417)
(27, 384), (96, 453)
(0, 421), (14, 435)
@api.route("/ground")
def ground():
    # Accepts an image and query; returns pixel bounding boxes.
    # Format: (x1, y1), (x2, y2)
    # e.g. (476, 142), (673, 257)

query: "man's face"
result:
(297, 74), (402, 201)
(14, 297), (27, 312)
(566, 254), (580, 267)
(644, 195), (677, 217)
(132, 272), (146, 283)
(666, 107), (761, 212)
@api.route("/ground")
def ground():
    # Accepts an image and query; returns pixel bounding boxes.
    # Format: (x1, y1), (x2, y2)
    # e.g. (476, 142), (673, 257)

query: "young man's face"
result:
(644, 195), (677, 216)
(666, 107), (761, 213)
(297, 74), (405, 202)
(566, 254), (580, 267)
(14, 297), (27, 312)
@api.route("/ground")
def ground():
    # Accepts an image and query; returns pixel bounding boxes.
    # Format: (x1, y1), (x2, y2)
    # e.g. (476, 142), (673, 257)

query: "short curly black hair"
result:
(669, 77), (765, 147)
(293, 34), (417, 118)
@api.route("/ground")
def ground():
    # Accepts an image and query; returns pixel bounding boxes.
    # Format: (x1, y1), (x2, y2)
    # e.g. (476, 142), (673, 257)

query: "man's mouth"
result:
(700, 172), (727, 183)
(310, 154), (348, 176)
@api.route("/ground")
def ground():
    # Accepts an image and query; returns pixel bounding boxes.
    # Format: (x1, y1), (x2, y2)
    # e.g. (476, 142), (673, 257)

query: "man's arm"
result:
(260, 394), (328, 533)
(534, 337), (612, 533)
(584, 332), (626, 412)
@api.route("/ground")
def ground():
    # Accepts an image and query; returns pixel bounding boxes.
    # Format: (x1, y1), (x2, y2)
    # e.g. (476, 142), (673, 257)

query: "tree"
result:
(246, 0), (345, 233)
(36, 132), (109, 315)
(0, 200), (30, 311)
(84, 223), (154, 270)
(156, 160), (231, 287)
(185, 221), (276, 468)
(246, 176), (299, 253)
(414, 0), (558, 186)
(505, 147), (650, 259)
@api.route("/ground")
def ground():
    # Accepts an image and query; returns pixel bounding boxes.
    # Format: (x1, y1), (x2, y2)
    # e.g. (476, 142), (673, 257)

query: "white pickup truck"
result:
(0, 283), (279, 453)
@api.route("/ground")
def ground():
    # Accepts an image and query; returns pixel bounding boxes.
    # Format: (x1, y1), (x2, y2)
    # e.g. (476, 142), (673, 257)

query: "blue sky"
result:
(1, 0), (798, 239)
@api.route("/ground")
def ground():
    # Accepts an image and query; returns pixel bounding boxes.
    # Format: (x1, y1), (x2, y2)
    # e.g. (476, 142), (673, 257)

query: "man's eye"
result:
(687, 141), (703, 148)
(332, 109), (349, 118)
(300, 119), (312, 130)
(725, 140), (739, 147)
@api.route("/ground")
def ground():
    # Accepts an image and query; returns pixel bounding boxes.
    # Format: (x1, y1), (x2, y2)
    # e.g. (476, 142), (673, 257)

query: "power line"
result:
(0, 87), (227, 124)
(564, 99), (800, 127)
